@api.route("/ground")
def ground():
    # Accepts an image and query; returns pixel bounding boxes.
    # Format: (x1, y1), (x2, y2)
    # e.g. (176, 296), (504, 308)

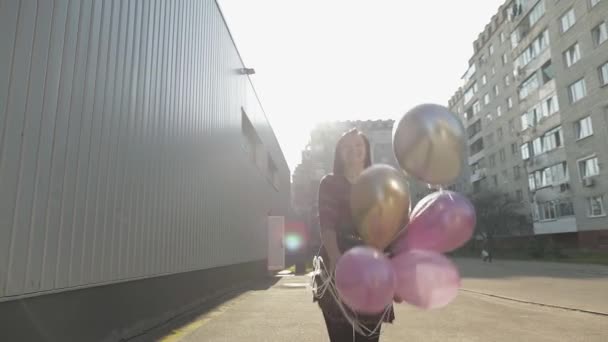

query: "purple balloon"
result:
(392, 249), (460, 309)
(393, 191), (475, 253)
(335, 246), (396, 314)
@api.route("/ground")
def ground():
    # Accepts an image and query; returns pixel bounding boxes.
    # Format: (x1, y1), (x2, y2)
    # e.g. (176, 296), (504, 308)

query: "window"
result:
(509, 119), (515, 133)
(497, 127), (504, 140)
(473, 101), (481, 115)
(516, 189), (523, 201)
(521, 143), (530, 160)
(500, 148), (506, 162)
(511, 143), (518, 155)
(470, 138), (484, 155)
(535, 199), (575, 221)
(484, 93), (491, 105)
(575, 116), (594, 140)
(529, 0), (546, 26)
(514, 165), (521, 179)
(519, 74), (539, 99)
(482, 74), (487, 85)
(541, 93), (559, 117)
(541, 60), (554, 83)
(569, 78), (587, 103)
(563, 43), (581, 68)
(599, 61), (608, 86)
(502, 53), (508, 65)
(464, 64), (477, 84)
(494, 84), (500, 96)
(468, 119), (482, 138)
(465, 106), (476, 120)
(561, 8), (576, 33)
(514, 29), (550, 69)
(464, 82), (477, 103)
(579, 156), (600, 178)
(497, 106), (502, 117)
(489, 154), (496, 168)
(489, 44), (495, 56)
(539, 202), (557, 220)
(502, 169), (509, 183)
(492, 175), (499, 187)
(521, 112), (530, 130)
(543, 126), (563, 152)
(551, 162), (569, 183)
(533, 137), (543, 155)
(491, 65), (496, 75)
(521, 104), (544, 130)
(528, 162), (569, 190)
(592, 22), (608, 46)
(504, 75), (511, 86)
(587, 196), (605, 217)
(500, 31), (506, 43)
(528, 173), (536, 190)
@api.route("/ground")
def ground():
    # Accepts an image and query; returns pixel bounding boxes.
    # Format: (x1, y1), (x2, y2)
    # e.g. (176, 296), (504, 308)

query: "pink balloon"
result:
(393, 191), (475, 253)
(335, 246), (396, 314)
(391, 249), (460, 309)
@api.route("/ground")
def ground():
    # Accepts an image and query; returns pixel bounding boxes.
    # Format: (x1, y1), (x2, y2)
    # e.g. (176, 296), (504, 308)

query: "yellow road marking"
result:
(159, 294), (246, 342)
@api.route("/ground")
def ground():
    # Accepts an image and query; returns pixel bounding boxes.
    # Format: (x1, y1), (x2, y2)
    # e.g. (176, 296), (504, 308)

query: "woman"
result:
(313, 128), (395, 342)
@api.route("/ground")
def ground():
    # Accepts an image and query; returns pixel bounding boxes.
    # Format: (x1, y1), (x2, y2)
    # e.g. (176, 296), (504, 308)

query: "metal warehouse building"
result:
(0, 0), (290, 340)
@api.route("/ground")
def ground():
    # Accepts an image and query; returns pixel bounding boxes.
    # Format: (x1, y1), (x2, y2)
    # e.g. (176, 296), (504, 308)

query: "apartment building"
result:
(448, 0), (608, 248)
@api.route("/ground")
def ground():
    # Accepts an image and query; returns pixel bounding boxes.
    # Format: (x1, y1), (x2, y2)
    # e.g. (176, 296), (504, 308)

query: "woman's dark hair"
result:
(332, 128), (372, 176)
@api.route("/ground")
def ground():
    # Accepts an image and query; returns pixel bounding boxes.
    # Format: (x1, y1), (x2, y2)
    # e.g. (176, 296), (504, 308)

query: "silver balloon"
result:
(393, 104), (466, 186)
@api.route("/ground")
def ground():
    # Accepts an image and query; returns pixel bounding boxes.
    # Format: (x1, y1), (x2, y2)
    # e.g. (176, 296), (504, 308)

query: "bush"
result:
(527, 237), (546, 259)
(546, 238), (566, 259)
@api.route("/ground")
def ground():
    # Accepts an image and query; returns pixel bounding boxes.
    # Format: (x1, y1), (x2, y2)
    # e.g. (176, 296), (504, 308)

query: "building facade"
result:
(0, 1), (290, 340)
(448, 0), (608, 248)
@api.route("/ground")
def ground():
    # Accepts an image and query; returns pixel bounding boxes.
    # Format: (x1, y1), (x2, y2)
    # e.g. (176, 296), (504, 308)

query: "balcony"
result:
(525, 48), (551, 77)
(525, 148), (566, 172)
(468, 149), (486, 164)
(534, 216), (577, 235)
(470, 168), (487, 183)
(532, 182), (571, 202)
(521, 113), (561, 142)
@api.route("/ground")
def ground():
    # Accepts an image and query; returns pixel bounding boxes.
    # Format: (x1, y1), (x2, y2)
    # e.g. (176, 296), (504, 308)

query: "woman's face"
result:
(339, 133), (367, 171)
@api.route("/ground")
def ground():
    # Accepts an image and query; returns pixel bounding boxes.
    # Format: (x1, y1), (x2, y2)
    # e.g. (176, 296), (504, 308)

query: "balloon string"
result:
(310, 256), (390, 339)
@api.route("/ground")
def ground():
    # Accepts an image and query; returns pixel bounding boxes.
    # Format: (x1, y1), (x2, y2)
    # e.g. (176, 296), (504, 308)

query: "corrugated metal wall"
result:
(0, 0), (290, 301)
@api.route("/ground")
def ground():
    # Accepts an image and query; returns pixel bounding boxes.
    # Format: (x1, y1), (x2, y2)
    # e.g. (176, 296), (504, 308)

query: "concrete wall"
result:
(0, 0), (289, 303)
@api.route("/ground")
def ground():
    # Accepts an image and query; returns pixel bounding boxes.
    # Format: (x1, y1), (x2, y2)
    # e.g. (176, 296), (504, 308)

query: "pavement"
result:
(144, 259), (608, 342)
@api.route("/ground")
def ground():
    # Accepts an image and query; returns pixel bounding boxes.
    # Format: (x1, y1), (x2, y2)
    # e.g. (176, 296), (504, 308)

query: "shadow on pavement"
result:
(128, 275), (281, 341)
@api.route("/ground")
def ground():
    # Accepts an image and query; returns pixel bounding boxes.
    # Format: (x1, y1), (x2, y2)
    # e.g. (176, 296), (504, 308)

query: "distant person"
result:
(481, 248), (491, 262)
(481, 239), (493, 263)
(312, 129), (395, 342)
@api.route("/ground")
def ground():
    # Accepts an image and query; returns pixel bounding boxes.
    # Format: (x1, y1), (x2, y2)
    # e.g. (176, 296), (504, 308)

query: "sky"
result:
(217, 0), (506, 173)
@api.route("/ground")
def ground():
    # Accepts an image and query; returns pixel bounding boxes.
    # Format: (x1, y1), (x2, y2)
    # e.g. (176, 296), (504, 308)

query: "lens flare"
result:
(285, 233), (303, 251)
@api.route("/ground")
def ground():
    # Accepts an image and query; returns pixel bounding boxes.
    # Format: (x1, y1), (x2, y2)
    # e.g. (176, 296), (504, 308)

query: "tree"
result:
(469, 190), (532, 243)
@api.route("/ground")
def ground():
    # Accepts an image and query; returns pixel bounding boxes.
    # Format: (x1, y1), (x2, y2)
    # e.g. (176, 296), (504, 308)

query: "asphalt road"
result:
(151, 259), (608, 342)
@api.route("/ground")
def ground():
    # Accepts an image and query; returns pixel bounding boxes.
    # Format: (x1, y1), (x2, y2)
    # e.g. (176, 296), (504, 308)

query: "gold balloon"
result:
(393, 104), (466, 186)
(350, 165), (411, 250)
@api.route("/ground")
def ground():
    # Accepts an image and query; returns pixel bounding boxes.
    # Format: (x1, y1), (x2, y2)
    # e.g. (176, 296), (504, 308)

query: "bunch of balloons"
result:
(334, 104), (477, 314)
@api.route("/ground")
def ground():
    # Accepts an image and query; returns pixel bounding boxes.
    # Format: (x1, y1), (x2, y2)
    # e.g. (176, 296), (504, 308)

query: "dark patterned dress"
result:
(313, 174), (395, 324)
